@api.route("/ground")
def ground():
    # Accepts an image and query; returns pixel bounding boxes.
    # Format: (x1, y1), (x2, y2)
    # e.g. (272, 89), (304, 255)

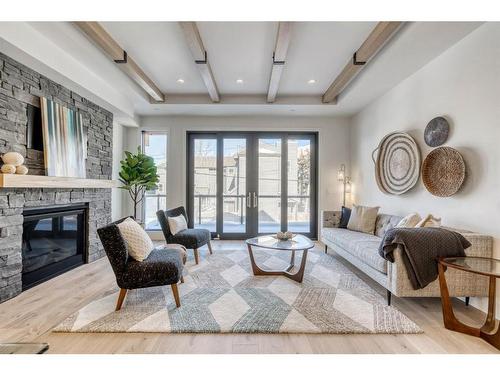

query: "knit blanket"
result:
(379, 227), (471, 289)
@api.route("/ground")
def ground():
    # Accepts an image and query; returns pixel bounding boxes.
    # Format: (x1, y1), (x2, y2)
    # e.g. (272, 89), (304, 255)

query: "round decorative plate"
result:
(372, 132), (421, 195)
(424, 117), (450, 147)
(422, 146), (465, 197)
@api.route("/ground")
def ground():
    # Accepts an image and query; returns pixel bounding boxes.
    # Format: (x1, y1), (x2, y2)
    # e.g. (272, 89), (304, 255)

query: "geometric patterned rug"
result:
(53, 247), (422, 334)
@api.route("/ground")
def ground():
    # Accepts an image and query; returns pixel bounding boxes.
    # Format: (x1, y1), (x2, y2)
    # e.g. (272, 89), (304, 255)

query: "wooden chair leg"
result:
(171, 283), (181, 308)
(116, 288), (128, 311)
(207, 240), (213, 255)
(193, 248), (199, 264)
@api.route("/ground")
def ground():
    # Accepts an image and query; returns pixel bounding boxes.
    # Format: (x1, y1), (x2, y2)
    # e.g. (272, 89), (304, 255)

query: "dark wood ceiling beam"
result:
(322, 22), (403, 103)
(267, 22), (292, 103)
(179, 22), (220, 103)
(74, 22), (165, 102)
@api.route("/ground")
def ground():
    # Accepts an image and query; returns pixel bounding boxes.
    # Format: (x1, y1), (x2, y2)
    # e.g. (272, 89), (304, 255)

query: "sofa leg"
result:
(387, 290), (392, 306)
(324, 244), (328, 254)
(116, 288), (128, 311)
(193, 248), (199, 265)
(465, 296), (470, 306)
(171, 283), (181, 308)
(207, 240), (213, 255)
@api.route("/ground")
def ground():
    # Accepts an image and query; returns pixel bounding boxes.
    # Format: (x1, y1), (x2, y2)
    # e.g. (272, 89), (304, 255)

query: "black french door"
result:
(187, 132), (318, 239)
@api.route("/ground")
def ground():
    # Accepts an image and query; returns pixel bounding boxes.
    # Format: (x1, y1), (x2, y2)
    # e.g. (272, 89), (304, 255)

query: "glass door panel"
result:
(223, 138), (247, 233)
(142, 132), (167, 230)
(258, 138), (282, 233)
(287, 139), (311, 233)
(188, 132), (317, 239)
(193, 138), (217, 232)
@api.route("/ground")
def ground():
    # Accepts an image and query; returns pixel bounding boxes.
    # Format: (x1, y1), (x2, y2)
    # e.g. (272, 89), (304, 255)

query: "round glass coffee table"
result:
(245, 234), (314, 283)
(438, 256), (500, 350)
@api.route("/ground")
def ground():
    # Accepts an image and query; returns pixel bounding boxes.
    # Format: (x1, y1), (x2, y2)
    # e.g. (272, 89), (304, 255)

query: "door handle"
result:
(252, 192), (258, 208)
(246, 192), (251, 208)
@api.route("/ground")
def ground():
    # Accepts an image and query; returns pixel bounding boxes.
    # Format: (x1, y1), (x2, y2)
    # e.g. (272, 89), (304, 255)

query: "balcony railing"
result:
(193, 194), (310, 226)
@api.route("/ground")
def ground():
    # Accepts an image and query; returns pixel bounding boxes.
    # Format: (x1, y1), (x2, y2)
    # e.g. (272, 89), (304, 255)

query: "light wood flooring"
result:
(0, 240), (498, 354)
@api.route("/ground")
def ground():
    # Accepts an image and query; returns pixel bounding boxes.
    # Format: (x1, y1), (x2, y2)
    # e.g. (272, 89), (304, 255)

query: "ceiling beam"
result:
(74, 22), (165, 102)
(267, 22), (292, 103)
(322, 22), (403, 104)
(179, 22), (220, 103)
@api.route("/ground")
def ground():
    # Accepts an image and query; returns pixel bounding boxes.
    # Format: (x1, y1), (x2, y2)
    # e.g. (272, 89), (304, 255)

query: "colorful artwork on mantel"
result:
(40, 97), (87, 178)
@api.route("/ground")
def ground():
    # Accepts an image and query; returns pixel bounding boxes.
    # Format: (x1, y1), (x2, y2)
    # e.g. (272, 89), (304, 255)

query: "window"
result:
(142, 131), (167, 231)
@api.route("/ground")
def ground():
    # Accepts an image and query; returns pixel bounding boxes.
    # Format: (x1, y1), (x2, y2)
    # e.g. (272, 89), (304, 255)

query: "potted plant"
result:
(119, 147), (159, 221)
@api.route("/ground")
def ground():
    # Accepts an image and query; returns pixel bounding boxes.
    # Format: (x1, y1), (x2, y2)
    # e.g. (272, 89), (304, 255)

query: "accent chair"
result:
(156, 206), (212, 264)
(97, 217), (186, 310)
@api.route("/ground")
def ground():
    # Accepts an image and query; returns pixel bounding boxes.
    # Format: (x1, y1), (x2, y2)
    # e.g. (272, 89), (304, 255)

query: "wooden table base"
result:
(438, 262), (500, 350)
(247, 244), (308, 283)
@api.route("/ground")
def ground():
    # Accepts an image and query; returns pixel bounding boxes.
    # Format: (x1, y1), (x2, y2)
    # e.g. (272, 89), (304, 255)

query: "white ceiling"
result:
(279, 22), (377, 95)
(1, 21), (483, 121)
(198, 22), (278, 94)
(101, 22), (207, 94)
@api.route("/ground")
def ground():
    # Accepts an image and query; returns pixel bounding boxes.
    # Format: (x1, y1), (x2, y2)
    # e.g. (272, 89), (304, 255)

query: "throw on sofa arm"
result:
(321, 210), (341, 228)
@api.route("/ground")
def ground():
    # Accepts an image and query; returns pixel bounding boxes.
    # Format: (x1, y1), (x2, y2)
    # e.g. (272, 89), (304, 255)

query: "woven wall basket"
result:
(422, 146), (466, 197)
(372, 132), (421, 195)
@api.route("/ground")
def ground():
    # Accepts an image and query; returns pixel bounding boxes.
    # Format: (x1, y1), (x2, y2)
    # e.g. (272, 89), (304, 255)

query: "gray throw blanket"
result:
(379, 227), (471, 290)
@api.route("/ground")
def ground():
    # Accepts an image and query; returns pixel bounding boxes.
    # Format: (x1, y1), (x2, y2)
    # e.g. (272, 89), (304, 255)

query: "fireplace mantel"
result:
(0, 174), (119, 189)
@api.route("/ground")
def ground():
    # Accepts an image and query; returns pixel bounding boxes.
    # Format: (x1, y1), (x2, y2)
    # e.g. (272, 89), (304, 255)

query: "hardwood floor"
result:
(0, 240), (498, 354)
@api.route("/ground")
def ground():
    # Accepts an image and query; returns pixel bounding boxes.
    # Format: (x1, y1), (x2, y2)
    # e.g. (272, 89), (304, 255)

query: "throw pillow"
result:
(339, 206), (351, 228)
(396, 213), (422, 228)
(415, 214), (442, 228)
(117, 217), (154, 262)
(167, 214), (188, 235)
(347, 204), (380, 234)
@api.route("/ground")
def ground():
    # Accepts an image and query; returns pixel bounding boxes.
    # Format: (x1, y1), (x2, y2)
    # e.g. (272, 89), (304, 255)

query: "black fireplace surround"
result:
(21, 204), (88, 290)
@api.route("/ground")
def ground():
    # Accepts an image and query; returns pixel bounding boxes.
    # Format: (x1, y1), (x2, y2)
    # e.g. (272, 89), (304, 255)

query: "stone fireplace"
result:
(0, 52), (113, 302)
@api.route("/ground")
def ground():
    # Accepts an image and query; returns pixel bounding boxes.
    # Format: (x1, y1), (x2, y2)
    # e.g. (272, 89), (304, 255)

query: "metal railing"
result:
(193, 194), (310, 225)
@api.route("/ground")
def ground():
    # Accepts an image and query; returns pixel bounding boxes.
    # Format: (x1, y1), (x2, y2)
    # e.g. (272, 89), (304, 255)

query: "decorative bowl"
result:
(274, 231), (295, 241)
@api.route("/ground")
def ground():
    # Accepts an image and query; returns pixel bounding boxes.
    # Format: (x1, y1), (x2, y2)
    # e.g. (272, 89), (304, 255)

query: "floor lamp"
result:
(337, 164), (351, 207)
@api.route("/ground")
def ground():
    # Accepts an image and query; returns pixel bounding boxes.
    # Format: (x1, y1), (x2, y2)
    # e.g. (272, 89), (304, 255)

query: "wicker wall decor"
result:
(422, 146), (466, 197)
(372, 132), (421, 195)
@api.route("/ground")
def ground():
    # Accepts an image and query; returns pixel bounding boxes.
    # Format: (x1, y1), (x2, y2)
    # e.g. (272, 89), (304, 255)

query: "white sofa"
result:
(320, 210), (493, 304)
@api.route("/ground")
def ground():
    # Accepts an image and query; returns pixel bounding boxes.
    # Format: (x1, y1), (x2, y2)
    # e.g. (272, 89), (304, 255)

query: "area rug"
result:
(54, 247), (422, 334)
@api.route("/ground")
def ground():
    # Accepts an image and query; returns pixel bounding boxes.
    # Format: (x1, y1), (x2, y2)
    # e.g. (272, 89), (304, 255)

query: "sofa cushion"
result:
(396, 213), (422, 228)
(374, 214), (402, 238)
(347, 205), (379, 234)
(339, 206), (351, 228)
(322, 228), (387, 274)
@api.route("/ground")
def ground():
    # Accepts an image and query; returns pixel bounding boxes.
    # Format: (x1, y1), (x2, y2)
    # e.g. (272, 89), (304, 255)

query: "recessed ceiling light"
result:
(307, 79), (317, 84)
(176, 78), (185, 84)
(236, 79), (244, 84)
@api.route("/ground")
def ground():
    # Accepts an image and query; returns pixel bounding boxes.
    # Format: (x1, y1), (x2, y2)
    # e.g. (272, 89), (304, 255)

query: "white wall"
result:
(350, 23), (500, 316)
(126, 115), (351, 236)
